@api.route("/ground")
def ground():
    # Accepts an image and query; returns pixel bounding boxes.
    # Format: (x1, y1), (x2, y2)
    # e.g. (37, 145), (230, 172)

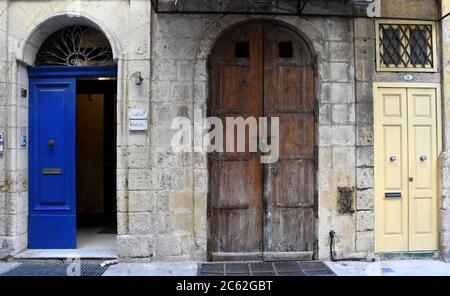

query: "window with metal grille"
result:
(376, 21), (436, 72)
(35, 25), (115, 66)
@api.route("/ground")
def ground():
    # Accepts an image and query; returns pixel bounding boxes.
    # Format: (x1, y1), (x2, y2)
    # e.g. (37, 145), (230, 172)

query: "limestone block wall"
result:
(0, 0), (153, 259)
(0, 0), (29, 254)
(354, 18), (376, 256)
(0, 0), (445, 262)
(0, 0), (11, 253)
(151, 14), (359, 260)
(441, 0), (450, 262)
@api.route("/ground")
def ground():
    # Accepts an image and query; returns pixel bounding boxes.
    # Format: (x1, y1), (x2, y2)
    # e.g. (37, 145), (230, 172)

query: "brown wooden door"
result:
(263, 23), (316, 261)
(209, 21), (316, 261)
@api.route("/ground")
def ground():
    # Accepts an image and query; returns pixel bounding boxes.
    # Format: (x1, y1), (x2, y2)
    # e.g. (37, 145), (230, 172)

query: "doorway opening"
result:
(374, 84), (441, 253)
(76, 78), (117, 251)
(28, 66), (118, 253)
(208, 21), (317, 261)
(27, 23), (119, 253)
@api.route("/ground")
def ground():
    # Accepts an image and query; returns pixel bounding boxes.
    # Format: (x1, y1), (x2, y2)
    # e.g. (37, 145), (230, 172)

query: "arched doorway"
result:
(208, 21), (317, 261)
(28, 25), (118, 250)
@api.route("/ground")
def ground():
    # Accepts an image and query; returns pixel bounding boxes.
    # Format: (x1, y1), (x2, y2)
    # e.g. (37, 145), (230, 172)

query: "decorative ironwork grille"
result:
(378, 23), (434, 70)
(35, 26), (115, 67)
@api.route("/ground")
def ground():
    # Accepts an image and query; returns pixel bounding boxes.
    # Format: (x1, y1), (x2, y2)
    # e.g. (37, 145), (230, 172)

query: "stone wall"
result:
(150, 14), (359, 260)
(354, 18), (375, 256)
(0, 0), (11, 255)
(0, 0), (446, 262)
(0, 0), (28, 255)
(440, 0), (450, 262)
(0, 0), (153, 259)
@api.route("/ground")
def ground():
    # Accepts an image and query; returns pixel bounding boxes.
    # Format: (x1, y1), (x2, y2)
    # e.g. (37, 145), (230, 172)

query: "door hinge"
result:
(206, 56), (212, 71)
(207, 192), (212, 218)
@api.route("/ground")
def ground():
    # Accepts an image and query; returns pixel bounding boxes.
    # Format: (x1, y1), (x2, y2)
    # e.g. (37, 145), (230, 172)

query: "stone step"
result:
(0, 249), (11, 260)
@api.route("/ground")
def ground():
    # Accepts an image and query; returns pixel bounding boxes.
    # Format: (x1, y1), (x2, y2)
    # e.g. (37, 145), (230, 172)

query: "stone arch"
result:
(17, 12), (122, 65)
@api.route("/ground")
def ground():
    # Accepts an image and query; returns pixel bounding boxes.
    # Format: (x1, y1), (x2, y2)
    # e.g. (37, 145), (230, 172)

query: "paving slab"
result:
(326, 260), (450, 276)
(0, 263), (22, 275)
(102, 262), (198, 276)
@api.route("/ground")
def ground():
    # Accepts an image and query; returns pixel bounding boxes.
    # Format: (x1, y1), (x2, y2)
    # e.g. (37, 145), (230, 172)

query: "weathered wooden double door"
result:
(209, 22), (316, 261)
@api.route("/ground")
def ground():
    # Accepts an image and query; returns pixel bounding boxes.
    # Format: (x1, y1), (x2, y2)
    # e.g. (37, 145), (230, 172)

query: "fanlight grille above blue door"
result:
(35, 25), (115, 67)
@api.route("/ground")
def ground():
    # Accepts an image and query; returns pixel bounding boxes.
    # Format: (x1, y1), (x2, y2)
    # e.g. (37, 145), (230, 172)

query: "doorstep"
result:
(377, 252), (438, 260)
(13, 248), (117, 260)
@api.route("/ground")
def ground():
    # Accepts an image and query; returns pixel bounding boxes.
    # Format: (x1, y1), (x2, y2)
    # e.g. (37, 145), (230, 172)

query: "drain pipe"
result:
(329, 231), (374, 262)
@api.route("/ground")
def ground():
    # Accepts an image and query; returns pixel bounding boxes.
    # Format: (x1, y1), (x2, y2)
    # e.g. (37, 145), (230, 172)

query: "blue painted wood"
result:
(29, 78), (77, 249)
(28, 66), (117, 249)
(28, 66), (117, 78)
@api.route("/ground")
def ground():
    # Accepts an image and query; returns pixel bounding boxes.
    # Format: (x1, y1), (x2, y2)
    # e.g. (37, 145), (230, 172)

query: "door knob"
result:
(47, 140), (55, 147)
(389, 156), (397, 161)
(420, 155), (428, 161)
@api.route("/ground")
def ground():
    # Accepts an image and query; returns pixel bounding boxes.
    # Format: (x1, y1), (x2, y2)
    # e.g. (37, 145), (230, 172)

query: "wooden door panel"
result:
(263, 23), (315, 257)
(210, 158), (263, 253)
(375, 88), (409, 252)
(29, 78), (77, 249)
(209, 22), (264, 258)
(407, 88), (438, 251)
(278, 113), (315, 156)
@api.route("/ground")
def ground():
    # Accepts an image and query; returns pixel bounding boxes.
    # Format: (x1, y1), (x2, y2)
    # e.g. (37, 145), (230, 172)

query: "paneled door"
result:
(28, 66), (117, 249)
(29, 78), (77, 248)
(209, 21), (316, 261)
(375, 86), (440, 253)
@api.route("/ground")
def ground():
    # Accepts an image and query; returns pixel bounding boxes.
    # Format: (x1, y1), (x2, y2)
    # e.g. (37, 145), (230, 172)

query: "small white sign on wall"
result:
(128, 108), (148, 120)
(129, 119), (148, 131)
(128, 108), (148, 131)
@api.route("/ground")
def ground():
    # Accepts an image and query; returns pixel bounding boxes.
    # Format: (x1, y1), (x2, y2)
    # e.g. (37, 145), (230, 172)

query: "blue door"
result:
(29, 78), (76, 249)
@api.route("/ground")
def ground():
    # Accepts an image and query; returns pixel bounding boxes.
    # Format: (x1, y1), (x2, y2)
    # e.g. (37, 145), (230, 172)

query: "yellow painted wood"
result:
(375, 87), (409, 252)
(374, 84), (440, 253)
(375, 20), (438, 73)
(407, 88), (438, 251)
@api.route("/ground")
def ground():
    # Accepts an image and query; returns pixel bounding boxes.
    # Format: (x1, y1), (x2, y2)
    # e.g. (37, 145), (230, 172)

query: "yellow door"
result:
(375, 86), (439, 253)
(375, 87), (409, 252)
(407, 88), (438, 251)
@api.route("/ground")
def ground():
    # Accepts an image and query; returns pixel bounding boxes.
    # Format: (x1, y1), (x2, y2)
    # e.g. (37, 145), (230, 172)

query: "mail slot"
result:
(41, 168), (62, 175)
(385, 192), (401, 198)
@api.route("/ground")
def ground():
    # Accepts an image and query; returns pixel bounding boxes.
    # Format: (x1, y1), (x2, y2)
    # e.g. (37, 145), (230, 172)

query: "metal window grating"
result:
(198, 261), (336, 276)
(0, 263), (109, 276)
(378, 22), (434, 70)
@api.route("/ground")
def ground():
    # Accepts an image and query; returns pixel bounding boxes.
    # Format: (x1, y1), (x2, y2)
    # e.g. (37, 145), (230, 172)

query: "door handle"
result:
(389, 156), (397, 161)
(47, 140), (55, 147)
(420, 155), (428, 161)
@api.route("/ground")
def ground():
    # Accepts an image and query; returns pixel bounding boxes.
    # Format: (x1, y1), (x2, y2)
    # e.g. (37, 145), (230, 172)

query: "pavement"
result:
(102, 262), (198, 276)
(325, 260), (450, 276)
(0, 260), (450, 276)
